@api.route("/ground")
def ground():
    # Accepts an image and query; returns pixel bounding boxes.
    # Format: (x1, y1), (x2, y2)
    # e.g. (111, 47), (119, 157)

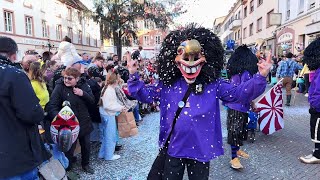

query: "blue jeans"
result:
(90, 122), (102, 142)
(132, 104), (140, 122)
(1, 168), (38, 180)
(99, 113), (117, 160)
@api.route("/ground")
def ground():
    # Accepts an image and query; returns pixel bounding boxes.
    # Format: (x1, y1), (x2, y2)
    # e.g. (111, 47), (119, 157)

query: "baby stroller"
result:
(247, 110), (260, 143)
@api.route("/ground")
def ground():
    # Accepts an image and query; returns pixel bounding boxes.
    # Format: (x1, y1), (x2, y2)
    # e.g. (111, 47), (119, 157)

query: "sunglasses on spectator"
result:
(64, 76), (75, 81)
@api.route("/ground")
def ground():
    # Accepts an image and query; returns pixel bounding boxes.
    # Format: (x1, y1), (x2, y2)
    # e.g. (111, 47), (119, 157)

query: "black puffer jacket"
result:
(0, 55), (50, 178)
(46, 77), (95, 137)
(87, 78), (101, 123)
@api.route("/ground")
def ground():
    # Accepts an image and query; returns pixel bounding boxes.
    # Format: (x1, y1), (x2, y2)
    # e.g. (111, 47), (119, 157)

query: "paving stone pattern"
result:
(74, 86), (320, 180)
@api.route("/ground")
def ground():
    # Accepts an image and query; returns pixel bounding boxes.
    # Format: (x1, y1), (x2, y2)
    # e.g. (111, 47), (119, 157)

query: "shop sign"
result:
(278, 33), (293, 43)
(23, 38), (47, 46)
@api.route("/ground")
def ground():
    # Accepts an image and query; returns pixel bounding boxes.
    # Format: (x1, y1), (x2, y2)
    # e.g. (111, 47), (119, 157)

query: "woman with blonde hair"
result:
(98, 71), (128, 160)
(28, 61), (49, 110)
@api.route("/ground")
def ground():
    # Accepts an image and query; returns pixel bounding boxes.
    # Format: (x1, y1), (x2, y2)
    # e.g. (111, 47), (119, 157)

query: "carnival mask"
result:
(175, 39), (206, 84)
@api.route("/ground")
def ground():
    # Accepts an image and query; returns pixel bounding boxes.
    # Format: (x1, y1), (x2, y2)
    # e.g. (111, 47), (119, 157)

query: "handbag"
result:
(116, 111), (138, 138)
(147, 85), (193, 180)
(296, 77), (305, 84)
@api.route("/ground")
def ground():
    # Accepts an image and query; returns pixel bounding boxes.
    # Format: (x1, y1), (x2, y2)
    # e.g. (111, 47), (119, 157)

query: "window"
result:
(155, 35), (161, 44)
(67, 27), (73, 41)
(55, 2), (61, 17)
(238, 29), (241, 39)
(267, 9), (274, 27)
(299, 0), (305, 13)
(258, 0), (263, 6)
(25, 16), (33, 36)
(78, 11), (82, 24)
(243, 27), (247, 39)
(250, 0), (254, 13)
(244, 6), (247, 17)
(94, 39), (97, 47)
(67, 7), (72, 20)
(144, 35), (150, 46)
(42, 20), (48, 37)
(257, 17), (262, 32)
(235, 32), (237, 40)
(286, 0), (290, 20)
(56, 25), (62, 40)
(86, 33), (90, 45)
(249, 23), (253, 36)
(309, 0), (315, 9)
(78, 31), (82, 44)
(4, 10), (13, 33)
(145, 20), (154, 29)
(238, 11), (241, 19)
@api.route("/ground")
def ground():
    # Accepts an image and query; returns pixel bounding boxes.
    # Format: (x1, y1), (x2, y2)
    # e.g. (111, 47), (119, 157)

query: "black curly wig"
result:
(226, 45), (258, 77)
(303, 37), (320, 71)
(157, 24), (224, 86)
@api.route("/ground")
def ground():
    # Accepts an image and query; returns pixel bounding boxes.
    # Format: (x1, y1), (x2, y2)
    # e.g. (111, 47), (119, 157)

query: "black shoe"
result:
(115, 145), (123, 151)
(82, 165), (94, 174)
(70, 156), (77, 163)
(66, 163), (73, 172)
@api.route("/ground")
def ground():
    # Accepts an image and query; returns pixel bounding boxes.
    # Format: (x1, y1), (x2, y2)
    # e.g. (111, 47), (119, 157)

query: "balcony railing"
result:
(229, 19), (242, 31)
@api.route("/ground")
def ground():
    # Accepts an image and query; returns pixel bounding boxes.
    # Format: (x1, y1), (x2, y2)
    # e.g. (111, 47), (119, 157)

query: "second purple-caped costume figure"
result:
(128, 25), (268, 180)
(223, 45), (259, 169)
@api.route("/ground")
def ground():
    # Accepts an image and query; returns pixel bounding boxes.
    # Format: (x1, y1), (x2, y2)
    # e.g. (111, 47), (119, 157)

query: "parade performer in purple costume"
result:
(127, 25), (272, 179)
(299, 37), (320, 164)
(224, 45), (259, 169)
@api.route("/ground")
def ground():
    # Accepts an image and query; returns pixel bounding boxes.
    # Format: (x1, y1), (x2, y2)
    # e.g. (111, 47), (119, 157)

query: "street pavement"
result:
(75, 84), (320, 180)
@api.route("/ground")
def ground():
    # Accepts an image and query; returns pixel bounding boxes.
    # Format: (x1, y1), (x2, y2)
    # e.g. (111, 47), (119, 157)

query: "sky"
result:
(175, 0), (237, 28)
(81, 0), (237, 29)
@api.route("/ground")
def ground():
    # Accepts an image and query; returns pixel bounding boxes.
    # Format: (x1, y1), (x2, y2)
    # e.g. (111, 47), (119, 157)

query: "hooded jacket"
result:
(0, 55), (50, 178)
(46, 77), (95, 137)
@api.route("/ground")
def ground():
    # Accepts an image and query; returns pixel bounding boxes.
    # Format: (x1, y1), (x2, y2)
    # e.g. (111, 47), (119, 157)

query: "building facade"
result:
(219, 0), (242, 49)
(0, 0), (101, 60)
(241, 0), (279, 54)
(277, 0), (320, 55)
(213, 16), (226, 37)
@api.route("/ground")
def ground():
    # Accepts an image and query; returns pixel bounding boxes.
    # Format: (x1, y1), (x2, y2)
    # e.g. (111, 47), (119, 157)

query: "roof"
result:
(58, 0), (88, 11)
(214, 16), (226, 26)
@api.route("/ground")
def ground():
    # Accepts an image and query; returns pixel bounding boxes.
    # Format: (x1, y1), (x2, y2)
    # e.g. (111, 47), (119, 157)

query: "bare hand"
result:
(257, 52), (272, 77)
(126, 52), (138, 74)
(73, 87), (83, 96)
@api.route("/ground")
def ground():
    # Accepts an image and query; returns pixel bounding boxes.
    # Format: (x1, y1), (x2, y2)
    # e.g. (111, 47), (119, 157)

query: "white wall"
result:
(279, 0), (320, 25)
(0, 0), (101, 55)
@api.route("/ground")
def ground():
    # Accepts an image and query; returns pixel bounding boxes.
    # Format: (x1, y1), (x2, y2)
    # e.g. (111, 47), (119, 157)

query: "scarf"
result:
(114, 86), (137, 110)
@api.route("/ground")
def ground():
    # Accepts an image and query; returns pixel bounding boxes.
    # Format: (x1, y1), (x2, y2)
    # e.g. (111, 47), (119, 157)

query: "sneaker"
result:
(237, 150), (249, 159)
(230, 158), (243, 169)
(82, 165), (95, 174)
(305, 93), (309, 97)
(109, 154), (121, 160)
(299, 154), (320, 164)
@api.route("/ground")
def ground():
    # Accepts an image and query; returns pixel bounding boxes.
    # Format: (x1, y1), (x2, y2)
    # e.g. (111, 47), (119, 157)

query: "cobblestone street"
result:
(76, 85), (320, 180)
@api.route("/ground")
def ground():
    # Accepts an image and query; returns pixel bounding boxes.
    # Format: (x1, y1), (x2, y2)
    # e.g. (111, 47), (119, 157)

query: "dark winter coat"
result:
(118, 66), (130, 83)
(0, 56), (50, 178)
(46, 77), (95, 137)
(87, 78), (102, 123)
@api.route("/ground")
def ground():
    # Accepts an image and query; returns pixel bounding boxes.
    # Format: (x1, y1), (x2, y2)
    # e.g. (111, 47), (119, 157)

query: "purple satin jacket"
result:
(309, 68), (320, 112)
(128, 72), (266, 162)
(224, 71), (253, 113)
